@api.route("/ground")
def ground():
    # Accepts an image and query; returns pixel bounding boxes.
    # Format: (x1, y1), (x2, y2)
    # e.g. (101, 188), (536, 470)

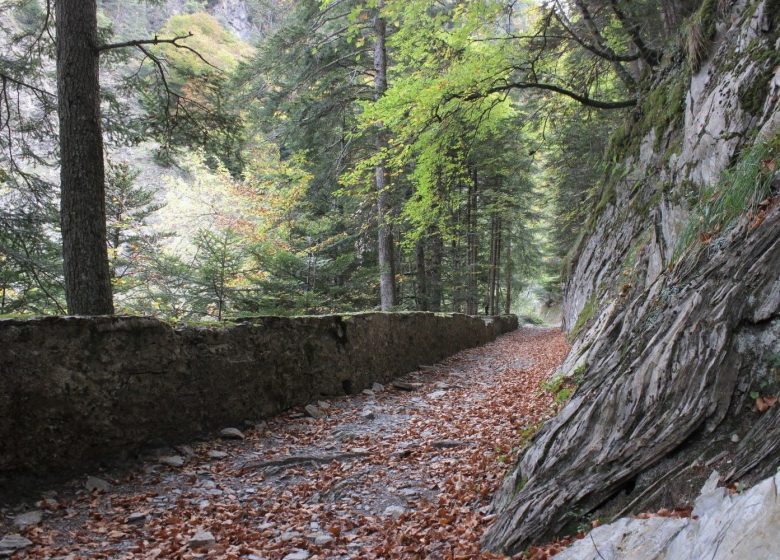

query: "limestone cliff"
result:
(484, 0), (780, 553)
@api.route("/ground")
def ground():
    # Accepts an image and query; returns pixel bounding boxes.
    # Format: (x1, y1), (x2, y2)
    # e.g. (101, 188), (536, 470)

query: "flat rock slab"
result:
(554, 471), (780, 559)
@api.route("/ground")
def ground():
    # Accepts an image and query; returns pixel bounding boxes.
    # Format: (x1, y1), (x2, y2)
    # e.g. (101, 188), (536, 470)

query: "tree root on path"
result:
(239, 451), (370, 473)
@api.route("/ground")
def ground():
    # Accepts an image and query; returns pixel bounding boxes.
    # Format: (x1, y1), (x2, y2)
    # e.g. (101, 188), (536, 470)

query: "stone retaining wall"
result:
(0, 313), (516, 476)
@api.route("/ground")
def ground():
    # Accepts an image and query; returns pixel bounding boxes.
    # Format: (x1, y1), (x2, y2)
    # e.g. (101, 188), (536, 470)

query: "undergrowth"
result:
(674, 138), (779, 260)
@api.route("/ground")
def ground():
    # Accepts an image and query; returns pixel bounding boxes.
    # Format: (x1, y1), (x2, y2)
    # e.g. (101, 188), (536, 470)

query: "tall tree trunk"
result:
(415, 238), (428, 311)
(429, 226), (443, 312)
(452, 202), (463, 313)
(374, 0), (395, 311)
(56, 0), (114, 315)
(490, 215), (502, 316)
(504, 225), (512, 315)
(487, 213), (496, 315)
(466, 169), (479, 315)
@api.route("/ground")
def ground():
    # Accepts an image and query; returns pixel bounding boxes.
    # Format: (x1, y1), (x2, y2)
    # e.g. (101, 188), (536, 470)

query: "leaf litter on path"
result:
(2, 327), (569, 559)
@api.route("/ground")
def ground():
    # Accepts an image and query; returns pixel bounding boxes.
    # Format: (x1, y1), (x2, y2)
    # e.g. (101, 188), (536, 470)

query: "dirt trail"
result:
(2, 327), (568, 559)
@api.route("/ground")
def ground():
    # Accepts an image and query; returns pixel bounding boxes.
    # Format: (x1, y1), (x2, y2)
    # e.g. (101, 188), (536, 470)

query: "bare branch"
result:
(0, 72), (56, 99)
(98, 32), (222, 73)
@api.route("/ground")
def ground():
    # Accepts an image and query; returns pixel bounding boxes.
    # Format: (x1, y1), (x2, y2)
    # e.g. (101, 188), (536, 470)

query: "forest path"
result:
(6, 328), (568, 559)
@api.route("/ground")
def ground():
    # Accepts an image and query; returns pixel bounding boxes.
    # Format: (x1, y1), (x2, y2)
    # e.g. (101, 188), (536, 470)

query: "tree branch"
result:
(607, 0), (661, 66)
(551, 7), (640, 63)
(97, 32), (221, 72)
(567, 0), (636, 88)
(460, 81), (636, 109)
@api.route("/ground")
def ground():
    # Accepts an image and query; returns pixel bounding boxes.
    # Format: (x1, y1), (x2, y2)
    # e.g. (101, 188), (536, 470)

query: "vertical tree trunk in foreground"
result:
(374, 0), (395, 311)
(56, 0), (114, 315)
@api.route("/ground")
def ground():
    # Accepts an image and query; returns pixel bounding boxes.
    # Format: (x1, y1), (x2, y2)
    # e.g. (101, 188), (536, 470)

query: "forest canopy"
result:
(0, 0), (691, 319)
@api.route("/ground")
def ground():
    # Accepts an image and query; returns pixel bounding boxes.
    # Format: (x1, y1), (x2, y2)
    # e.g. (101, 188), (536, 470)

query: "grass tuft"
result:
(674, 139), (779, 260)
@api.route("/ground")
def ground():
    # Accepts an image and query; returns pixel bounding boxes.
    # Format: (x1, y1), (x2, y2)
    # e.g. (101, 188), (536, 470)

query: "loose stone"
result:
(188, 530), (216, 548)
(85, 476), (111, 492)
(13, 510), (42, 529)
(158, 455), (185, 467)
(305, 404), (326, 419)
(220, 427), (245, 440)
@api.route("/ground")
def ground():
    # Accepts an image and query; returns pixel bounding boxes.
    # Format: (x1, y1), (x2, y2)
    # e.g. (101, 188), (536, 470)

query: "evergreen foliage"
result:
(1, 0), (731, 320)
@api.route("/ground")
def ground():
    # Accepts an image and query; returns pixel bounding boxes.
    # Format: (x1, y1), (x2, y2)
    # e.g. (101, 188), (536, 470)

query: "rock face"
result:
(0, 313), (516, 482)
(554, 471), (780, 560)
(485, 0), (780, 553)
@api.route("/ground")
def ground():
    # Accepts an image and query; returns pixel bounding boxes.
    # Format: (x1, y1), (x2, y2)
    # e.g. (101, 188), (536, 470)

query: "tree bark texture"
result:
(466, 170), (478, 315)
(504, 229), (512, 315)
(415, 238), (428, 311)
(374, 0), (395, 311)
(429, 226), (443, 312)
(56, 0), (114, 315)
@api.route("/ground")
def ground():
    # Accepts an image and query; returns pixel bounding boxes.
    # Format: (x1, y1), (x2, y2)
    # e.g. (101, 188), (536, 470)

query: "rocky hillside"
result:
(98, 0), (286, 42)
(484, 0), (780, 553)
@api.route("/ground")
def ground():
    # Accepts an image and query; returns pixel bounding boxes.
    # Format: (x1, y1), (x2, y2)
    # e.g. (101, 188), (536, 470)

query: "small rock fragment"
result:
(362, 389), (375, 397)
(317, 400), (331, 409)
(207, 450), (228, 459)
(314, 534), (334, 545)
(383, 505), (405, 518)
(428, 390), (446, 399)
(158, 455), (185, 467)
(372, 382), (384, 392)
(350, 447), (369, 454)
(281, 530), (302, 541)
(282, 550), (310, 560)
(13, 510), (42, 529)
(730, 433), (740, 443)
(392, 381), (422, 391)
(360, 408), (376, 420)
(177, 445), (195, 456)
(305, 404), (326, 419)
(392, 448), (413, 459)
(188, 530), (216, 548)
(220, 427), (244, 440)
(85, 476), (111, 492)
(126, 512), (147, 524)
(0, 534), (32, 556)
